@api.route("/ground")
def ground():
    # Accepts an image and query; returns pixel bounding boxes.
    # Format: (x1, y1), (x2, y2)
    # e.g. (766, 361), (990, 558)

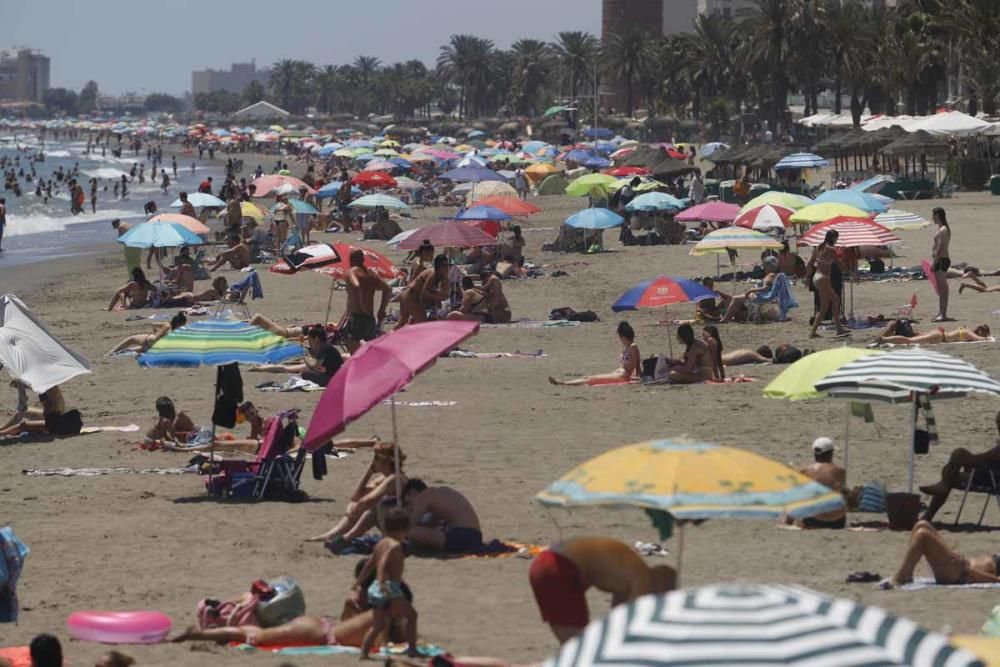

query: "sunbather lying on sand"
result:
(549, 321), (639, 386)
(250, 313), (315, 340)
(107, 268), (154, 311)
(161, 277), (229, 308)
(723, 346), (774, 366)
(529, 536), (675, 644)
(959, 281), (1000, 295)
(876, 319), (990, 345)
(172, 610), (376, 647)
(308, 442), (406, 549)
(886, 520), (1000, 587)
(107, 312), (187, 355)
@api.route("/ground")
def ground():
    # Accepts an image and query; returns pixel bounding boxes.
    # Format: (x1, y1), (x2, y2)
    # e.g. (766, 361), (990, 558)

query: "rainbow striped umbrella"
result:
(689, 227), (782, 256)
(138, 319), (301, 368)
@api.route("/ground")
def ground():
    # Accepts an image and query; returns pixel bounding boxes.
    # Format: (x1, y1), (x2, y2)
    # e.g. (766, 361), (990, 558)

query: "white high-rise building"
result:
(661, 0), (755, 34)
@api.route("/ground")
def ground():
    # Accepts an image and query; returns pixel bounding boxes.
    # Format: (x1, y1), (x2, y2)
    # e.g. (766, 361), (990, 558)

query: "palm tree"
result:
(552, 31), (599, 103)
(437, 35), (495, 117)
(944, 0), (1000, 114)
(602, 23), (656, 117)
(742, 0), (795, 131)
(314, 65), (341, 114)
(509, 39), (553, 116)
(269, 59), (298, 111)
(678, 14), (738, 119)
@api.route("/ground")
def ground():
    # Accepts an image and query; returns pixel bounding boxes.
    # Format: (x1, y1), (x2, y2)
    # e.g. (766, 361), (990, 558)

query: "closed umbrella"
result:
(0, 294), (91, 394)
(564, 208), (624, 230)
(546, 584), (984, 667)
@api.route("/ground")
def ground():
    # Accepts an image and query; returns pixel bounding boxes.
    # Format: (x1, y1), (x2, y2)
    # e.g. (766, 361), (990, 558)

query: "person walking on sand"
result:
(178, 191), (197, 219)
(807, 230), (849, 338)
(931, 207), (952, 322)
(0, 197), (6, 251)
(343, 249), (391, 352)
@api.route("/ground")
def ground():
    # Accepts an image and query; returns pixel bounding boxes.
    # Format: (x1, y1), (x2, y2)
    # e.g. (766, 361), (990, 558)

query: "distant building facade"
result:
(0, 48), (50, 102)
(601, 0), (664, 112)
(191, 61), (270, 96)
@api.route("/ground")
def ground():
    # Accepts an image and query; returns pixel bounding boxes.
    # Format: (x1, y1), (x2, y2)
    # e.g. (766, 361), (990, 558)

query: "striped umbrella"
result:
(546, 584), (984, 667)
(733, 204), (794, 232)
(348, 194), (408, 210)
(690, 227), (782, 256)
(875, 209), (930, 231)
(774, 152), (830, 170)
(790, 203), (870, 225)
(798, 217), (901, 248)
(396, 220), (497, 250)
(137, 319), (301, 368)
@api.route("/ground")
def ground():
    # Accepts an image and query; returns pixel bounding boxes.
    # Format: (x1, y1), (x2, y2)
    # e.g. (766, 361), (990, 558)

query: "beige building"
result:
(191, 61), (270, 96)
(0, 48), (50, 102)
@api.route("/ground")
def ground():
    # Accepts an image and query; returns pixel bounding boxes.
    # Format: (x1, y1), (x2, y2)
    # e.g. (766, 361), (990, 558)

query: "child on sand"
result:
(355, 507), (418, 659)
(146, 396), (195, 443)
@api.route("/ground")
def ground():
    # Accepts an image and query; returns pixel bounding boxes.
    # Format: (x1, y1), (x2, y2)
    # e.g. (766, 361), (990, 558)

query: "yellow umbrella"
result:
(565, 173), (619, 197)
(790, 203), (870, 225)
(525, 162), (558, 183)
(378, 139), (400, 148)
(609, 177), (668, 193)
(952, 636), (1000, 667)
(738, 192), (814, 216)
(240, 201), (267, 221)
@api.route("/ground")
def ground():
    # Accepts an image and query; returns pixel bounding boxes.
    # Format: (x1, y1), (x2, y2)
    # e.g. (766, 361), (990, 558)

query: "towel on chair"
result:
(751, 273), (798, 321)
(230, 271), (263, 301)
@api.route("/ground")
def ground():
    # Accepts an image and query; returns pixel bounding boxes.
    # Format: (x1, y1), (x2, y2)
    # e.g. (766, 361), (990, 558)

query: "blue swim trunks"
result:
(367, 579), (404, 608)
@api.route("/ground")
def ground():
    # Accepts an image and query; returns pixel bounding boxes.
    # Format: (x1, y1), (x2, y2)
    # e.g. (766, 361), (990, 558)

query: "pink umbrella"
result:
(302, 321), (480, 498)
(397, 220), (498, 250)
(675, 201), (741, 224)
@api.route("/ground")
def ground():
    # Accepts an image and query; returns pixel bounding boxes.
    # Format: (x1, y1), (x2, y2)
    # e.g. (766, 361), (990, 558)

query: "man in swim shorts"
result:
(343, 249), (391, 352)
(402, 479), (483, 554)
(795, 437), (846, 529)
(529, 536), (676, 644)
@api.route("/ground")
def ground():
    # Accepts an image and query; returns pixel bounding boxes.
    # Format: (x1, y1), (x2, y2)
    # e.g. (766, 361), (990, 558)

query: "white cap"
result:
(812, 437), (835, 455)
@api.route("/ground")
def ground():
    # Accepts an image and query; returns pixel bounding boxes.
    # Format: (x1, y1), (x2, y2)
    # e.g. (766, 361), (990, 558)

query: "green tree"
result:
(242, 80), (267, 107)
(552, 31), (599, 103)
(742, 0), (795, 131)
(78, 80), (99, 114)
(509, 39), (552, 116)
(43, 88), (78, 115)
(437, 34), (495, 117)
(602, 23), (655, 117)
(193, 90), (241, 113)
(269, 59), (314, 114)
(144, 93), (184, 113)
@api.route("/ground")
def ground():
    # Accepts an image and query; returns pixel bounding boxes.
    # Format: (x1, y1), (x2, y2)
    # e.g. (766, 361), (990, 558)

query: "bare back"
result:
(346, 266), (381, 316)
(553, 537), (652, 600)
(413, 486), (480, 530)
(373, 537), (405, 582)
(934, 225), (951, 261)
(800, 462), (846, 521)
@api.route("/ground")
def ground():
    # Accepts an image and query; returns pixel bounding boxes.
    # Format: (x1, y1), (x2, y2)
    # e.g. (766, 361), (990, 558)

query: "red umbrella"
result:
(797, 217), (901, 248)
(269, 243), (398, 281)
(302, 321), (480, 499)
(604, 166), (650, 177)
(733, 205), (795, 231)
(352, 172), (398, 190)
(397, 221), (498, 250)
(666, 148), (687, 160)
(474, 196), (541, 216)
(461, 219), (502, 238)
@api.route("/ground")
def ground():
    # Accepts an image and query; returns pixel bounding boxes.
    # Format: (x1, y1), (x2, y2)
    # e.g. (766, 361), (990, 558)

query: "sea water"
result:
(0, 134), (225, 268)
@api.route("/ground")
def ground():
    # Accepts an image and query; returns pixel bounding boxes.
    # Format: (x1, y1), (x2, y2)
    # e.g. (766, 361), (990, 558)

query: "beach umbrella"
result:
(465, 182), (518, 205)
(169, 193), (225, 208)
(790, 203), (870, 225)
(764, 348), (883, 402)
(386, 228), (419, 251)
(774, 152), (830, 170)
(272, 199), (319, 215)
(733, 204), (794, 231)
(390, 176), (423, 191)
(0, 294), (91, 394)
(610, 177), (670, 193)
(250, 174), (316, 197)
(605, 166), (650, 177)
(582, 127), (614, 139)
(565, 173), (619, 197)
(738, 191), (813, 216)
(268, 243), (343, 274)
(546, 584), (985, 667)
(850, 174), (895, 194)
(146, 214), (210, 236)
(438, 166), (507, 182)
(315, 181), (362, 199)
(537, 439), (844, 574)
(348, 194), (408, 210)
(525, 162), (558, 182)
(240, 201), (267, 221)
(584, 156), (612, 169)
(450, 205), (511, 222)
(611, 276), (717, 355)
(270, 243), (396, 281)
(473, 196), (540, 216)
(362, 159), (398, 172)
(302, 321), (480, 499)
(700, 141), (729, 157)
(625, 192), (685, 212)
(543, 105), (568, 117)
(397, 221), (498, 250)
(798, 217), (901, 248)
(874, 209), (929, 231)
(351, 172), (398, 190)
(816, 349), (1000, 492)
(117, 221), (204, 248)
(675, 201), (740, 224)
(814, 189), (890, 213)
(564, 208), (624, 230)
(689, 227), (782, 256)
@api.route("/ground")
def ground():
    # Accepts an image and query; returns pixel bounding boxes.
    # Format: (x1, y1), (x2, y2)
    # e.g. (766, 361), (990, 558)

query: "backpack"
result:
(773, 345), (803, 364)
(196, 577), (305, 629)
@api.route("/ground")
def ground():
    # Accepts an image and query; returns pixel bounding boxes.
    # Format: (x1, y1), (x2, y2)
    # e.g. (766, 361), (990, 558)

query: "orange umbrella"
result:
(474, 196), (541, 216)
(147, 213), (209, 235)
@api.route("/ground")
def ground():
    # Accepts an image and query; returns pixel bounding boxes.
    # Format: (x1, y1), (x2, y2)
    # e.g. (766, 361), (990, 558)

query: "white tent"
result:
(861, 115), (915, 132)
(0, 295), (91, 393)
(905, 110), (991, 135)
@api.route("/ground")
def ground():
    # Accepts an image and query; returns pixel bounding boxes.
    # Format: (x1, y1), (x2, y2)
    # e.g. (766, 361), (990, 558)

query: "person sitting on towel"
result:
(920, 410), (1000, 522)
(529, 536), (676, 644)
(549, 321), (640, 386)
(146, 396), (196, 443)
(793, 437), (846, 529)
(886, 520), (1000, 588)
(249, 325), (343, 386)
(402, 479), (483, 554)
(0, 385), (76, 438)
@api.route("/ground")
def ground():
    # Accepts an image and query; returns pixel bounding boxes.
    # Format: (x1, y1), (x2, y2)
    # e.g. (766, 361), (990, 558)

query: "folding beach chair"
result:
(953, 462), (1000, 527)
(747, 273), (799, 323)
(252, 410), (307, 501)
(214, 270), (262, 319)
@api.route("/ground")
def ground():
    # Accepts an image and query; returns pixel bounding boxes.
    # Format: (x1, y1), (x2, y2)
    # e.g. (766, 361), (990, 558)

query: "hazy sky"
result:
(0, 0), (602, 96)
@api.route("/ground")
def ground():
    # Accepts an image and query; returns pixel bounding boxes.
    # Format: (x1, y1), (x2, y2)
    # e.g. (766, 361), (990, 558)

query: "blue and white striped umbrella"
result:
(874, 209), (929, 231)
(774, 152), (830, 171)
(547, 584), (984, 667)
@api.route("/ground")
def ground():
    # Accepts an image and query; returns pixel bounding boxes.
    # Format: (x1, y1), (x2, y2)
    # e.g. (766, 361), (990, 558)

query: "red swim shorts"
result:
(529, 550), (588, 628)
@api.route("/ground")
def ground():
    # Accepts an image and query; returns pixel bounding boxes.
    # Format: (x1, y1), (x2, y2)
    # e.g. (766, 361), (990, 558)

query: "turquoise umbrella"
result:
(349, 194), (409, 210)
(272, 199), (319, 215)
(169, 193), (225, 208)
(117, 222), (204, 248)
(626, 192), (686, 212)
(565, 208), (624, 230)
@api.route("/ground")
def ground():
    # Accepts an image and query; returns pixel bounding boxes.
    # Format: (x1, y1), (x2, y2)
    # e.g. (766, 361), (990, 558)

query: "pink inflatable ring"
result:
(67, 611), (172, 644)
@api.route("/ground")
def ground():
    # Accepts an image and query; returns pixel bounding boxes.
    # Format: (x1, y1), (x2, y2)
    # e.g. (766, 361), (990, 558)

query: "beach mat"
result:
(80, 424), (140, 434)
(23, 466), (198, 477)
(448, 349), (546, 359)
(879, 576), (1000, 591)
(481, 319), (580, 329)
(256, 377), (324, 392)
(381, 400), (457, 407)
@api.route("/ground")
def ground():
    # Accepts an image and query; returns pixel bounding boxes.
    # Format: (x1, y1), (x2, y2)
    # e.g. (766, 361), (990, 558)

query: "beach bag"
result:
(773, 345), (803, 365)
(856, 482), (888, 513)
(196, 590), (261, 629)
(641, 356), (658, 379)
(893, 318), (915, 338)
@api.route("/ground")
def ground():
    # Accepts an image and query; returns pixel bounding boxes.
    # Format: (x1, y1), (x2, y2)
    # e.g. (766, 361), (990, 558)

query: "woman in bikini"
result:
(931, 207), (952, 322)
(549, 321), (640, 386)
(107, 267), (154, 311)
(480, 271), (512, 324)
(107, 312), (187, 355)
(161, 276), (228, 307)
(720, 256), (780, 322)
(446, 276), (490, 322)
(172, 610), (376, 648)
(807, 230), (849, 338)
(701, 326), (725, 381)
(888, 520), (1000, 588)
(878, 322), (990, 346)
(666, 323), (713, 384)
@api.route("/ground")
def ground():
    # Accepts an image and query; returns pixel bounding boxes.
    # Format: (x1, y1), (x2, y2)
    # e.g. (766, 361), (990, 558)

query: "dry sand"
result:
(3, 189), (1000, 665)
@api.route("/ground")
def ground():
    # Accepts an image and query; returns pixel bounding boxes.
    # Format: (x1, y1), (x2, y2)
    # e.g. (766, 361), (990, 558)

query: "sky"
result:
(0, 0), (602, 96)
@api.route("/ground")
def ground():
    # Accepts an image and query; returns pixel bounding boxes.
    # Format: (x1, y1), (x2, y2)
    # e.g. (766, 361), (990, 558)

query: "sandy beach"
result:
(3, 188), (1000, 665)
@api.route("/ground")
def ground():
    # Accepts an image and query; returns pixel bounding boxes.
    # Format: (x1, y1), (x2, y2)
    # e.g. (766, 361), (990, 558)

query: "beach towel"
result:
(23, 466), (198, 477)
(79, 424), (140, 434)
(381, 400), (457, 407)
(448, 349), (546, 359)
(230, 271), (263, 301)
(879, 577), (1000, 591)
(256, 377), (324, 392)
(233, 641), (446, 658)
(481, 319), (580, 329)
(751, 272), (798, 321)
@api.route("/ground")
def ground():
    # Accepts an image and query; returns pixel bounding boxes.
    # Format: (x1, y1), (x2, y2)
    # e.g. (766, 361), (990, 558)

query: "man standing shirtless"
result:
(343, 249), (391, 352)
(529, 536), (676, 644)
(402, 479), (483, 554)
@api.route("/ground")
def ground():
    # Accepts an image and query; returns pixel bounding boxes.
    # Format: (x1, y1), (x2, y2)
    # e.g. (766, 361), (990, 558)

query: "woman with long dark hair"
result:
(931, 207), (952, 322)
(807, 230), (849, 338)
(702, 326), (725, 381)
(549, 321), (640, 386)
(667, 324), (713, 384)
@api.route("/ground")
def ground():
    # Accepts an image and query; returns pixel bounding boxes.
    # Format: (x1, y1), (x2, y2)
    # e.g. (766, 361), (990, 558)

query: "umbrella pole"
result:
(391, 395), (402, 506)
(844, 403), (850, 486)
(909, 394), (918, 494)
(666, 308), (674, 359)
(324, 280), (336, 325)
(676, 522), (685, 587)
(208, 373), (219, 496)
